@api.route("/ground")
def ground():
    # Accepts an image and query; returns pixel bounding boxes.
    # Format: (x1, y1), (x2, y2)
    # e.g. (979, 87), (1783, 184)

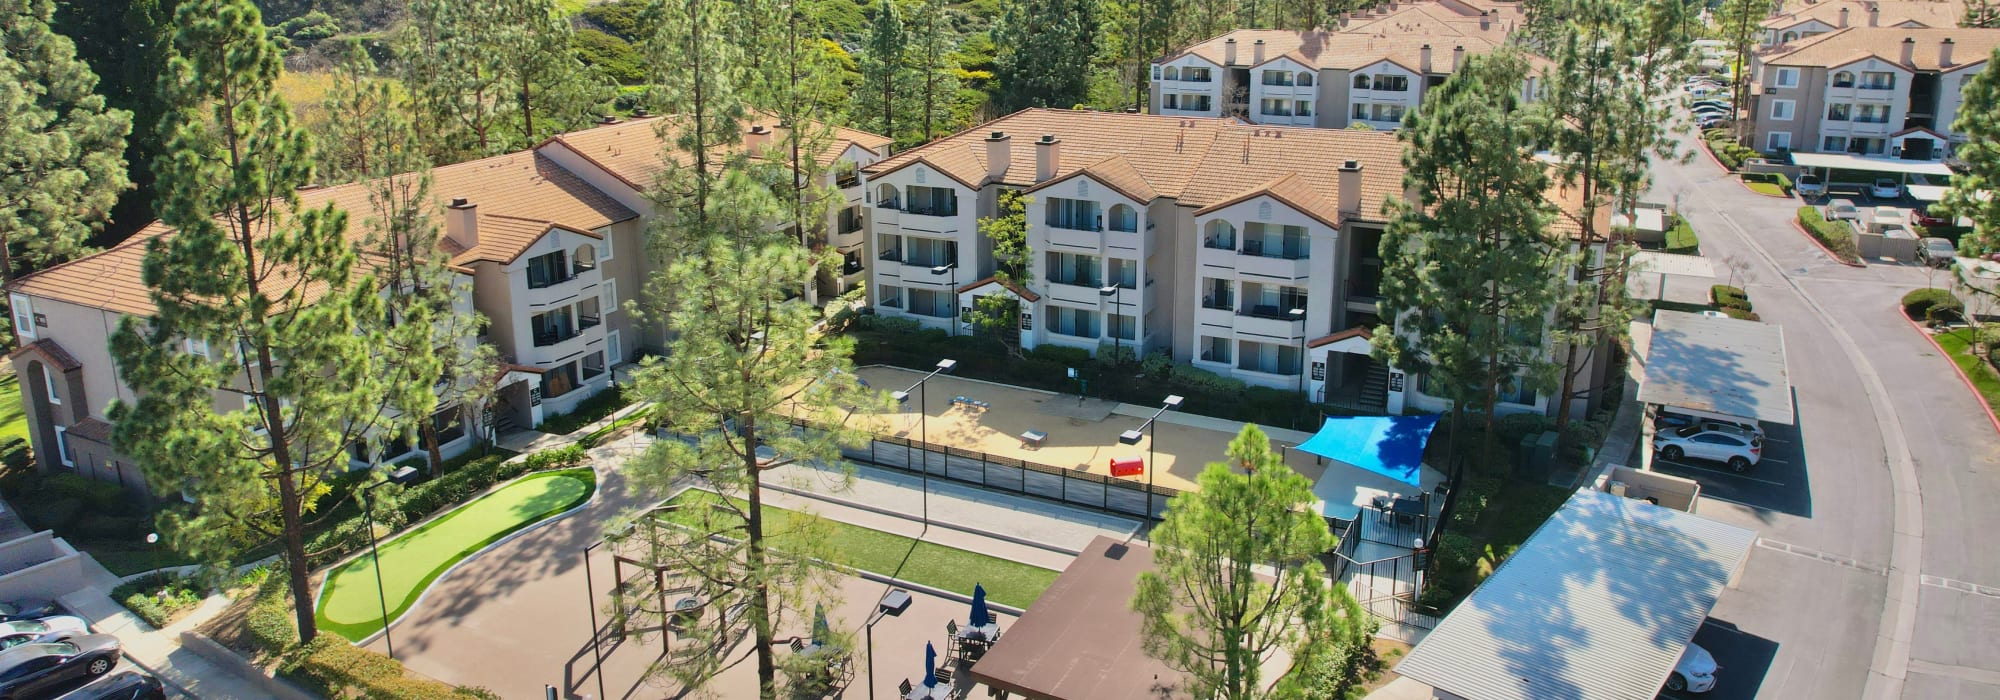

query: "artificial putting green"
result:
(317, 468), (595, 641)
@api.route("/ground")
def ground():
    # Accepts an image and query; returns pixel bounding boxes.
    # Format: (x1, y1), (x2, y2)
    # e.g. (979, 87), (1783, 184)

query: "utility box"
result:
(1517, 430), (1559, 479)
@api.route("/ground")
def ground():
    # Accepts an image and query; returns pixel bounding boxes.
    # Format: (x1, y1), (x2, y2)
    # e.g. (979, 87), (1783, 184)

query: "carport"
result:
(1393, 489), (1758, 700)
(1790, 152), (1952, 192)
(1638, 310), (1794, 427)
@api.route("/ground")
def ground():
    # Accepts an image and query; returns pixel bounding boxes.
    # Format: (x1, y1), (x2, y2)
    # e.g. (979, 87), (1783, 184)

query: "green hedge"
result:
(280, 636), (496, 699)
(1704, 131), (1759, 170)
(1711, 285), (1752, 311)
(112, 572), (203, 629)
(245, 567), (299, 655)
(1797, 206), (1861, 263)
(1741, 171), (1793, 191)
(536, 386), (632, 437)
(1901, 288), (1963, 324)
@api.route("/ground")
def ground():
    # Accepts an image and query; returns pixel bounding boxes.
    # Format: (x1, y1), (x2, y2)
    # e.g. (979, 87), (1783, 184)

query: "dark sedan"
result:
(0, 602), (58, 625)
(0, 634), (121, 700)
(55, 669), (164, 700)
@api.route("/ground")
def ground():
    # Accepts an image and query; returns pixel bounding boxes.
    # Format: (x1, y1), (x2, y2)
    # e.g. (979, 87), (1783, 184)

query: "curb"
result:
(176, 630), (319, 700)
(1899, 307), (2000, 435)
(1790, 217), (1867, 268)
(1696, 136), (1733, 174)
(759, 480), (1088, 558)
(1735, 177), (1796, 199)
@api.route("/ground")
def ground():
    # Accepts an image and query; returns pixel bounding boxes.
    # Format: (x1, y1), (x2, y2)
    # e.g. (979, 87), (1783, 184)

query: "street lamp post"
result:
(363, 465), (420, 660)
(864, 588), (913, 700)
(892, 359), (957, 535)
(1289, 307), (1308, 403)
(930, 263), (958, 336)
(1117, 395), (1184, 520)
(1098, 285), (1127, 363)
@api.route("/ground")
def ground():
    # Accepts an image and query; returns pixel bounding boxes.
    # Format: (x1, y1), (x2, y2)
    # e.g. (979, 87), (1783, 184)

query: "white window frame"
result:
(599, 229), (615, 262)
(606, 330), (623, 365)
(1767, 131), (1793, 151)
(9, 294), (34, 341)
(185, 338), (209, 359)
(602, 279), (619, 311)
(52, 425), (72, 467)
(1770, 99), (1796, 121)
(42, 369), (59, 407)
(1775, 68), (1799, 88)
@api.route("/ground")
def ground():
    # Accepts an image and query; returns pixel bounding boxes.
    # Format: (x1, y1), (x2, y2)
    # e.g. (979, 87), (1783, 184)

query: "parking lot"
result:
(1650, 414), (1812, 518)
(1657, 619), (1782, 700)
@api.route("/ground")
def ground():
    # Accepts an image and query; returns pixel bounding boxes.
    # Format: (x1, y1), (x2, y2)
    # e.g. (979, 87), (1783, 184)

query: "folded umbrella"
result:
(923, 641), (938, 687)
(970, 584), (990, 627)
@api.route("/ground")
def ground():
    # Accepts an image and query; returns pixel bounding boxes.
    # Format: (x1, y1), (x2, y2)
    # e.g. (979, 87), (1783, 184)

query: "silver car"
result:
(0, 617), (87, 650)
(1825, 199), (1860, 222)
(1919, 237), (1957, 267)
(1656, 424), (1763, 473)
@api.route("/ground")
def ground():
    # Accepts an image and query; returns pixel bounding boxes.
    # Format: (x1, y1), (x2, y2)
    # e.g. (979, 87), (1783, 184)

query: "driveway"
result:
(1647, 130), (2000, 699)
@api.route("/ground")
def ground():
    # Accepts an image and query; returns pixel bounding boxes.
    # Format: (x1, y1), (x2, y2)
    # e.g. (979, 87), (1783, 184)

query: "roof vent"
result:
(632, 107), (650, 117)
(599, 114), (620, 125)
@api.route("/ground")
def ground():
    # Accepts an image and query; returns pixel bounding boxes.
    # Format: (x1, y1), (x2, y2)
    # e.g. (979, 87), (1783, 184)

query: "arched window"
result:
(1203, 220), (1236, 249)
(1164, 66), (1180, 81)
(1108, 204), (1138, 232)
(1832, 71), (1855, 88)
(876, 183), (901, 209)
(1353, 74), (1371, 89)
(1781, 31), (1798, 43)
(1298, 72), (1315, 87)
(572, 243), (597, 274)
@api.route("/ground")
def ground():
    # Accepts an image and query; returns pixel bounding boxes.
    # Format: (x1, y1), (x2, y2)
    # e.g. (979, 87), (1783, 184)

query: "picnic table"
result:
(904, 683), (951, 700)
(1019, 430), (1048, 448)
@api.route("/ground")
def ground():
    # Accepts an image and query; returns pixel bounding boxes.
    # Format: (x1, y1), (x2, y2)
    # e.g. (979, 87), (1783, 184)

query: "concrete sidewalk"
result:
(60, 561), (277, 700)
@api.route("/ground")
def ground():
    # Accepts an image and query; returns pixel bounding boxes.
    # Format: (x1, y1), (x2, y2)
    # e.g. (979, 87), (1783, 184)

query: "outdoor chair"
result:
(935, 665), (955, 684)
(790, 638), (806, 652)
(900, 679), (914, 696)
(945, 620), (959, 637)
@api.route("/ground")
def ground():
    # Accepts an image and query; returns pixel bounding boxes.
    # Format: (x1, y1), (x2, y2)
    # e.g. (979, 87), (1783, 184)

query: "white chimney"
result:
(1034, 135), (1061, 182)
(1868, 6), (1879, 26)
(1338, 161), (1363, 216)
(1253, 39), (1266, 64)
(1480, 10), (1491, 30)
(1901, 36), (1915, 65)
(1838, 7), (1849, 27)
(1420, 44), (1433, 73)
(1225, 38), (1238, 65)
(984, 131), (1011, 183)
(1940, 37), (1955, 66)
(445, 198), (478, 250)
(746, 124), (773, 153)
(1453, 45), (1466, 71)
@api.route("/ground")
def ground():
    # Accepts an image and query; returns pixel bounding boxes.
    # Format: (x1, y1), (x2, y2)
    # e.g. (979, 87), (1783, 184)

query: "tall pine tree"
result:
(0, 0), (132, 297)
(853, 0), (913, 141)
(108, 0), (400, 645)
(1938, 47), (2000, 261)
(1372, 48), (1562, 464)
(912, 0), (962, 142)
(993, 0), (1100, 111)
(50, 0), (177, 240)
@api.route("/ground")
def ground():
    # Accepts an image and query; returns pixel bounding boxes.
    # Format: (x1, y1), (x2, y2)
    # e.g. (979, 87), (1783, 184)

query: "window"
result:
(525, 250), (569, 288)
(1163, 93), (1179, 110)
(600, 231), (615, 261)
(1769, 99), (1795, 120)
(877, 284), (904, 308)
(1241, 282), (1309, 317)
(877, 234), (903, 262)
(1860, 71), (1895, 89)
(1259, 98), (1293, 116)
(1856, 103), (1891, 123)
(1202, 278), (1235, 309)
(1766, 131), (1792, 151)
(1297, 72), (1314, 87)
(1833, 70), (1855, 87)
(607, 330), (623, 365)
(1163, 66), (1179, 81)
(1108, 314), (1136, 340)
(906, 185), (958, 216)
(41, 369), (59, 407)
(1199, 336), (1232, 363)
(1203, 220), (1236, 249)
(432, 406), (466, 445)
(904, 237), (956, 267)
(1827, 103), (1851, 121)
(837, 205), (863, 234)
(1353, 74), (1371, 89)
(1354, 102), (1405, 123)
(908, 288), (953, 318)
(1781, 31), (1798, 43)
(572, 244), (597, 274)
(1185, 68), (1212, 82)
(1372, 74), (1409, 91)
(1242, 222), (1309, 259)
(1047, 306), (1099, 338)
(8, 294), (33, 341)
(1850, 136), (1886, 154)
(1497, 378), (1539, 406)
(1045, 252), (1102, 287)
(842, 249), (864, 275)
(1236, 340), (1302, 375)
(1775, 68), (1798, 88)
(1261, 70), (1294, 86)
(1185, 95), (1213, 111)
(875, 183), (902, 209)
(602, 279), (619, 311)
(1108, 204), (1138, 232)
(53, 425), (72, 467)
(541, 362), (580, 399)
(1107, 258), (1137, 288)
(185, 338), (209, 359)
(581, 350), (606, 380)
(1046, 197), (1101, 230)
(1296, 100), (1313, 117)
(835, 163), (861, 189)
(1823, 135), (1849, 151)
(531, 306), (576, 347)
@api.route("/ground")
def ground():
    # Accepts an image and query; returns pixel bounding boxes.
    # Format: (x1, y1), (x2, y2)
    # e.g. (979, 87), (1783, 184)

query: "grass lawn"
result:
(666, 490), (1059, 609)
(1935, 329), (2000, 413)
(0, 374), (27, 444)
(1665, 216), (1700, 255)
(1745, 181), (1787, 197)
(316, 468), (595, 641)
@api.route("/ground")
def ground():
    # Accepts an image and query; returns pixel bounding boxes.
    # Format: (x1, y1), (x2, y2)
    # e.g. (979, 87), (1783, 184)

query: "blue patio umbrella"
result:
(811, 602), (829, 646)
(969, 584), (990, 626)
(923, 642), (938, 687)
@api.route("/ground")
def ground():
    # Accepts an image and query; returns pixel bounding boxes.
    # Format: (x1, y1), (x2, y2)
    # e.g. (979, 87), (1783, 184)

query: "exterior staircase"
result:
(1359, 363), (1391, 412)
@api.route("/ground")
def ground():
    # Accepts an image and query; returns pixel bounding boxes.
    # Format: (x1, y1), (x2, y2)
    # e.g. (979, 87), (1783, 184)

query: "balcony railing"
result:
(1202, 295), (1235, 311)
(578, 314), (602, 331)
(1049, 218), (1103, 232)
(1239, 304), (1307, 321)
(572, 260), (596, 276)
(836, 174), (862, 189)
(843, 260), (865, 275)
(1200, 350), (1230, 363)
(1241, 239), (1309, 260)
(878, 250), (903, 262)
(1203, 237), (1236, 251)
(527, 271), (575, 289)
(906, 204), (959, 217)
(533, 327), (580, 347)
(1346, 279), (1381, 300)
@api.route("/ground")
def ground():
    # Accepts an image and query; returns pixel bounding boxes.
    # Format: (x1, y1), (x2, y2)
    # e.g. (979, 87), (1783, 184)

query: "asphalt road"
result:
(1646, 131), (2000, 699)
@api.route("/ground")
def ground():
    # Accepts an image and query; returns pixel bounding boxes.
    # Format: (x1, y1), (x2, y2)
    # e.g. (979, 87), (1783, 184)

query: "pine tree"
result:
(107, 0), (400, 645)
(1713, 0), (1772, 140)
(912, 0), (963, 142)
(1372, 48), (1562, 465)
(853, 0), (912, 140)
(400, 0), (511, 159)
(0, 0), (133, 298)
(638, 0), (750, 249)
(993, 0), (1100, 111)
(1131, 425), (1372, 700)
(745, 0), (850, 300)
(968, 190), (1031, 357)
(1963, 0), (1999, 28)
(493, 0), (615, 147)
(50, 0), (178, 240)
(1938, 47), (2000, 262)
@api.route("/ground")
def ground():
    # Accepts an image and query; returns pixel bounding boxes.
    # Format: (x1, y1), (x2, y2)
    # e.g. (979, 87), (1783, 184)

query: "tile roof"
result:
(1167, 27), (1511, 74)
(1192, 172), (1344, 228)
(1307, 326), (1373, 348)
(9, 148), (637, 316)
(8, 339), (83, 372)
(1760, 26), (2000, 71)
(65, 417), (114, 444)
(957, 275), (1041, 302)
(547, 115), (893, 192)
(866, 109), (1411, 226)
(1024, 154), (1159, 202)
(442, 215), (603, 266)
(1762, 0), (1964, 30)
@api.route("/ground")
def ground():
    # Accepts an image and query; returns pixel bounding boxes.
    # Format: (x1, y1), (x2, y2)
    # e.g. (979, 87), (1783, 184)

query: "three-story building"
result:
(1748, 28), (1996, 157)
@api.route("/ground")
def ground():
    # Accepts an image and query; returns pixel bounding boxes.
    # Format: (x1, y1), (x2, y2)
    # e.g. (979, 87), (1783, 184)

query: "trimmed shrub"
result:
(113, 572), (203, 629)
(536, 386), (632, 436)
(1901, 288), (1963, 324)
(1710, 285), (1752, 311)
(281, 635), (494, 699)
(1742, 172), (1793, 192)
(245, 570), (299, 655)
(1027, 345), (1092, 368)
(1797, 206), (1861, 263)
(1720, 307), (1762, 321)
(0, 438), (29, 470)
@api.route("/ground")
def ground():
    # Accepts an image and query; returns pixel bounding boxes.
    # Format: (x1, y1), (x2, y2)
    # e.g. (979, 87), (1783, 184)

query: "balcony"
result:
(1235, 305), (1307, 340)
(843, 259), (865, 276)
(578, 314), (602, 331)
(1236, 248), (1312, 280)
(1045, 223), (1103, 251)
(1195, 305), (1236, 331)
(1201, 294), (1235, 311)
(1045, 281), (1105, 306)
(527, 270), (576, 290)
(533, 327), (581, 348)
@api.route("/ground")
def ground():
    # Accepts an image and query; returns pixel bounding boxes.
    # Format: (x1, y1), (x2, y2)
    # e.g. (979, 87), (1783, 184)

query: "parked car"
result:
(1920, 237), (1958, 267)
(1870, 178), (1903, 199)
(1825, 199), (1860, 221)
(1914, 207), (1950, 228)
(1689, 106), (1732, 119)
(1654, 407), (1764, 439)
(1796, 174), (1825, 198)
(55, 669), (165, 700)
(1666, 642), (1719, 693)
(0, 618), (88, 651)
(1696, 115), (1730, 129)
(0, 635), (121, 700)
(0, 602), (58, 625)
(1688, 99), (1732, 111)
(1655, 424), (1762, 473)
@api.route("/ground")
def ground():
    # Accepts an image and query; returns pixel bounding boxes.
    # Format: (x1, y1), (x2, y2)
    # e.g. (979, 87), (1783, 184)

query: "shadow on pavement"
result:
(1659, 619), (1780, 700)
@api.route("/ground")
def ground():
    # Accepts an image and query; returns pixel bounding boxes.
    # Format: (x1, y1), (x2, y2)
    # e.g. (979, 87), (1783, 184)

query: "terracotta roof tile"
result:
(548, 115), (891, 191)
(65, 417), (113, 444)
(1025, 154), (1160, 203)
(957, 275), (1041, 302)
(8, 339), (83, 372)
(1763, 0), (1963, 31)
(1307, 326), (1373, 348)
(1761, 26), (2000, 72)
(1192, 173), (1343, 228)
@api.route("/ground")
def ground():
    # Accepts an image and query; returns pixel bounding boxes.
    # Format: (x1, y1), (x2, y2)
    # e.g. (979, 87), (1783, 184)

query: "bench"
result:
(1020, 430), (1048, 449)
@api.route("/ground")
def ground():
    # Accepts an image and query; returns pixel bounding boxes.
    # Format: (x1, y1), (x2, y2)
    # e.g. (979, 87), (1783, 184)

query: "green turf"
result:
(1744, 181), (1787, 197)
(1664, 216), (1700, 255)
(0, 374), (28, 444)
(665, 490), (1059, 609)
(1936, 329), (2000, 413)
(317, 468), (595, 641)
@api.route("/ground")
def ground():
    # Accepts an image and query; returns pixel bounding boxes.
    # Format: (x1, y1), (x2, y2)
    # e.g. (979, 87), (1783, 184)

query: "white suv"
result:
(1667, 642), (1719, 693)
(1655, 424), (1763, 473)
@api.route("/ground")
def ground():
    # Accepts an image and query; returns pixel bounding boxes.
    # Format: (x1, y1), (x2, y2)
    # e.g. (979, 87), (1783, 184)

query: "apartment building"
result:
(1149, 0), (1527, 128)
(1759, 0), (1964, 48)
(6, 116), (888, 495)
(1748, 28), (1998, 156)
(861, 109), (1604, 418)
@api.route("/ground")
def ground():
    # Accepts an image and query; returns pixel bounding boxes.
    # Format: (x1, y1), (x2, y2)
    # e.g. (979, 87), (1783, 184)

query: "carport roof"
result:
(1790, 152), (1953, 177)
(1638, 310), (1794, 425)
(1394, 490), (1758, 700)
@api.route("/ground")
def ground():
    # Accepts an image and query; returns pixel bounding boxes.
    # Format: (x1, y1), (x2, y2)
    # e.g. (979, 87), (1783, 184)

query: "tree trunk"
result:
(520, 73), (535, 146)
(422, 418), (443, 475)
(742, 413), (779, 699)
(1, 234), (19, 351)
(277, 464), (317, 643)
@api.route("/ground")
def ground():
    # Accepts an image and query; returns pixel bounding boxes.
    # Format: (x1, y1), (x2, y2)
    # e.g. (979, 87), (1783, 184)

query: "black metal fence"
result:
(836, 433), (1179, 521)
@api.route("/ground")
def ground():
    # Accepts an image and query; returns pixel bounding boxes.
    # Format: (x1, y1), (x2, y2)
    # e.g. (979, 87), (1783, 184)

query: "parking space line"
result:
(1655, 460), (1789, 487)
(1920, 574), (2000, 600)
(1757, 538), (1889, 576)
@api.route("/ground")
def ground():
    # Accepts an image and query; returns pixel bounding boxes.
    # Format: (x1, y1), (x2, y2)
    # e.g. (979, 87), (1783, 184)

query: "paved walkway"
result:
(60, 563), (275, 699)
(764, 460), (1142, 556)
